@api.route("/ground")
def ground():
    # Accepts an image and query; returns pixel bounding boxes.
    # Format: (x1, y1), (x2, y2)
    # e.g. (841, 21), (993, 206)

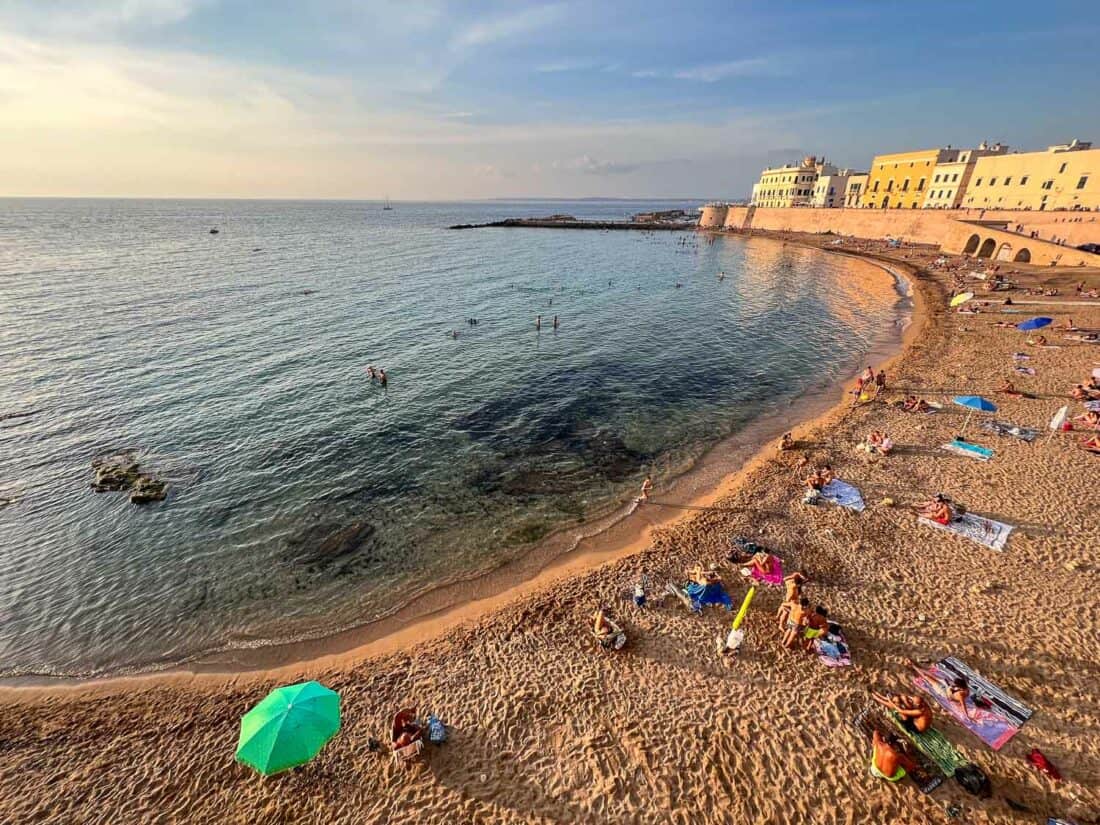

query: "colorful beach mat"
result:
(941, 440), (995, 461)
(913, 658), (1032, 750)
(814, 623), (851, 668)
(747, 556), (783, 586)
(853, 708), (943, 794)
(918, 513), (1013, 551)
(980, 420), (1038, 442)
(820, 479), (865, 512)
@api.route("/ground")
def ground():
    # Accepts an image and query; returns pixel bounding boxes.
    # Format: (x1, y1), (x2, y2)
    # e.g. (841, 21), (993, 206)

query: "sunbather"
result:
(905, 659), (972, 721)
(872, 691), (933, 733)
(998, 379), (1025, 397)
(592, 606), (626, 650)
(860, 430), (894, 455)
(1026, 334), (1048, 346)
(738, 551), (773, 579)
(801, 606), (829, 650)
(898, 395), (932, 413)
(1061, 318), (1079, 331)
(1073, 410), (1100, 429)
(917, 494), (953, 525)
(684, 567), (734, 612)
(1071, 384), (1100, 401)
(392, 709), (425, 750)
(1082, 434), (1100, 454)
(871, 730), (905, 782)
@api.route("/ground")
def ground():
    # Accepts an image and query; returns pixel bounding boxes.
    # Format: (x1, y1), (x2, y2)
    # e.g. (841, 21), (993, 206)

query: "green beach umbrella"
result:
(236, 681), (341, 776)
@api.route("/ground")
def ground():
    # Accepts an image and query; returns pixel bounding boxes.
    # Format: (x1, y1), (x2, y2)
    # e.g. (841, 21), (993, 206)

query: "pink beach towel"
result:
(750, 556), (783, 586)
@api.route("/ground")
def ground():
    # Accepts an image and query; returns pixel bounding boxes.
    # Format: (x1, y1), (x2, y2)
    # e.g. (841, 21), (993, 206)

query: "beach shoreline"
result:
(0, 238), (914, 692)
(3, 232), (1097, 825)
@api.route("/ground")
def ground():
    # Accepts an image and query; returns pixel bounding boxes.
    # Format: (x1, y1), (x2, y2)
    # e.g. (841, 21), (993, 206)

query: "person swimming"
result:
(553, 315), (559, 329)
(536, 314), (542, 331)
(378, 368), (387, 387)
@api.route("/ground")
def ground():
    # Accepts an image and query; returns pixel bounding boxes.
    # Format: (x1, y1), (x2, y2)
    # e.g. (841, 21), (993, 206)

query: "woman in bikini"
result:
(917, 495), (952, 525)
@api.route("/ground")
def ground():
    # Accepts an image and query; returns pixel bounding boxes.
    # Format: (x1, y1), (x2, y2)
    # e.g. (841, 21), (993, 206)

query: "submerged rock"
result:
(90, 452), (168, 503)
(284, 520), (378, 568)
(129, 475), (168, 504)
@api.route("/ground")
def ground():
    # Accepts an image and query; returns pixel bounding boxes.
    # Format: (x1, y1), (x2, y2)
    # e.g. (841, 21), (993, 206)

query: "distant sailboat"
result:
(382, 196), (394, 211)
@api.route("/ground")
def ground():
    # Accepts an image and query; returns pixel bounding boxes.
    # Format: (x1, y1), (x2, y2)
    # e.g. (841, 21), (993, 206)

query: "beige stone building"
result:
(750, 156), (835, 208)
(844, 174), (868, 208)
(811, 169), (861, 208)
(963, 139), (1100, 211)
(923, 142), (1009, 209)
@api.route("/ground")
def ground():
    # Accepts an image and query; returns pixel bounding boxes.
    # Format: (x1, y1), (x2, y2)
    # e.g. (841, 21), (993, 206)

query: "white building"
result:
(812, 169), (860, 208)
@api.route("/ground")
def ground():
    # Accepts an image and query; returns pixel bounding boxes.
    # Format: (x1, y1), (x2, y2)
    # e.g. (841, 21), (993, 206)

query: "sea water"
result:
(0, 199), (901, 677)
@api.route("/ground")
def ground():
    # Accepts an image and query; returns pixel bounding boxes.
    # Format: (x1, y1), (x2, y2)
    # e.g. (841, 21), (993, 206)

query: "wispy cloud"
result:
(450, 4), (565, 50)
(535, 58), (619, 74)
(0, 0), (206, 34)
(633, 57), (780, 83)
(552, 155), (639, 176)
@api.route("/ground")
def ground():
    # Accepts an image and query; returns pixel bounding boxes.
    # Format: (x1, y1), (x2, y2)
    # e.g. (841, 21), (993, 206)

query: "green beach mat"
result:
(887, 712), (969, 777)
(853, 708), (944, 794)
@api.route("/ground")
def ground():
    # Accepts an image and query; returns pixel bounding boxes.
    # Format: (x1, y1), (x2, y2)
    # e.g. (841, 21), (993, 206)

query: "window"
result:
(989, 177), (997, 186)
(1058, 162), (1067, 173)
(901, 179), (909, 191)
(1077, 176), (1089, 190)
(975, 178), (982, 186)
(934, 175), (940, 183)
(952, 173), (958, 182)
(872, 181), (880, 192)
(917, 178), (925, 191)
(1020, 176), (1028, 185)
(1041, 179), (1054, 190)
(886, 180), (893, 191)
(1004, 177), (1011, 186)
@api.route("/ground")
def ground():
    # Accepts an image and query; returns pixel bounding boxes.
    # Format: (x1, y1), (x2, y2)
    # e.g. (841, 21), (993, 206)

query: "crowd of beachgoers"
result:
(1, 233), (1097, 825)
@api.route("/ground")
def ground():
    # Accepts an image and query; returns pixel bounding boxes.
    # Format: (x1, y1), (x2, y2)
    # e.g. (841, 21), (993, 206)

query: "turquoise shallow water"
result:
(0, 199), (901, 677)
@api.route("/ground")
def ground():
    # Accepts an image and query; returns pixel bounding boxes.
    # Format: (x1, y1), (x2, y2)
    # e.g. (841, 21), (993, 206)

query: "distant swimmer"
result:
(549, 297), (553, 306)
(379, 368), (388, 387)
(553, 315), (559, 329)
(675, 282), (682, 289)
(451, 330), (459, 339)
(366, 365), (377, 381)
(608, 279), (612, 287)
(718, 271), (725, 281)
(536, 314), (542, 331)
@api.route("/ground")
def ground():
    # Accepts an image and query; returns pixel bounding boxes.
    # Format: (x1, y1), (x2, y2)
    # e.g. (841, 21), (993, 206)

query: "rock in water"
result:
(129, 475), (168, 504)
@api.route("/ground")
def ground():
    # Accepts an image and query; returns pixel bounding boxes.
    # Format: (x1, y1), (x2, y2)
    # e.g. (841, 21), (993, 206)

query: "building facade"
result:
(862, 148), (957, 209)
(750, 156), (836, 208)
(963, 140), (1100, 211)
(844, 174), (868, 208)
(812, 169), (860, 208)
(923, 142), (1009, 209)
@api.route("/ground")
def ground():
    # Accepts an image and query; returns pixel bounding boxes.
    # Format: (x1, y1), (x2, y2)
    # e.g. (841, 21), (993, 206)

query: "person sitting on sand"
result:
(1026, 334), (1048, 346)
(392, 709), (424, 750)
(998, 378), (1023, 396)
(1061, 318), (1079, 331)
(781, 597), (811, 650)
(899, 395), (932, 413)
(738, 551), (774, 580)
(872, 691), (933, 733)
(776, 572), (807, 627)
(862, 430), (894, 455)
(778, 432), (795, 452)
(917, 494), (953, 525)
(871, 730), (906, 782)
(801, 605), (829, 650)
(819, 464), (834, 486)
(804, 467), (827, 490)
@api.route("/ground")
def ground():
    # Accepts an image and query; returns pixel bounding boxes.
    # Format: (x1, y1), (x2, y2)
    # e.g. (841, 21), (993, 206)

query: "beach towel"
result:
(888, 713), (970, 777)
(820, 479), (865, 512)
(918, 513), (1013, 551)
(980, 420), (1038, 442)
(814, 624), (851, 667)
(1012, 352), (1030, 361)
(941, 440), (995, 461)
(684, 581), (734, 612)
(1085, 401), (1100, 412)
(1013, 366), (1036, 376)
(912, 658), (1032, 750)
(746, 556), (783, 586)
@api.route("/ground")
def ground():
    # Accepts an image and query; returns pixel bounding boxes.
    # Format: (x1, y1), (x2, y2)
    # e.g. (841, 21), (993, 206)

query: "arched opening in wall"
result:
(963, 234), (980, 254)
(996, 243), (1014, 261)
(1014, 248), (1031, 263)
(881, 196), (890, 209)
(977, 238), (997, 258)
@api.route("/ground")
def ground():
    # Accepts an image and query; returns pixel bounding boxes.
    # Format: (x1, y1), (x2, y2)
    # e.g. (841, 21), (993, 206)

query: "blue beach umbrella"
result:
(952, 395), (997, 435)
(1016, 317), (1053, 332)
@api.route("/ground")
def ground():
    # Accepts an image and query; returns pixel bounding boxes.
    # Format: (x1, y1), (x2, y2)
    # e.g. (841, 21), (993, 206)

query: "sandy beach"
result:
(2, 234), (1098, 825)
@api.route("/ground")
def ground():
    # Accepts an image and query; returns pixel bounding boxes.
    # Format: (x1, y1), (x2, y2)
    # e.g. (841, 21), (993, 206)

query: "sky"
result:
(2, 0), (1099, 200)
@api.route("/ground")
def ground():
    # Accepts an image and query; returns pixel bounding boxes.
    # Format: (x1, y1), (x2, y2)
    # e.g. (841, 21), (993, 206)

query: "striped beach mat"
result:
(886, 713), (969, 777)
(914, 658), (1032, 750)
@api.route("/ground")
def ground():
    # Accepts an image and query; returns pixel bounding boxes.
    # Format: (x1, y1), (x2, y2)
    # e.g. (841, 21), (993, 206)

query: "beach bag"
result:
(954, 763), (991, 797)
(427, 714), (447, 744)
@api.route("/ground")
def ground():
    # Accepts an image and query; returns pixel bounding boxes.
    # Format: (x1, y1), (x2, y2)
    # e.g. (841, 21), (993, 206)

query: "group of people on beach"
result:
(851, 365), (887, 404)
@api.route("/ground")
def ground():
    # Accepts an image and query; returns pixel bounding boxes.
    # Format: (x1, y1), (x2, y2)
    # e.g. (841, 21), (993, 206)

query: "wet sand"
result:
(1, 234), (1098, 825)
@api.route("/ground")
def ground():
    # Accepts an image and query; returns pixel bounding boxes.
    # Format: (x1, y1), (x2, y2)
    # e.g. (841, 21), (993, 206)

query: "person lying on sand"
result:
(781, 597), (810, 650)
(998, 379), (1023, 396)
(1073, 410), (1100, 429)
(990, 321), (1015, 328)
(1082, 434), (1100, 454)
(872, 691), (933, 733)
(1071, 385), (1100, 401)
(1026, 335), (1048, 347)
(917, 494), (953, 525)
(905, 659), (972, 721)
(1061, 318), (1079, 331)
(776, 573), (807, 627)
(898, 395), (932, 413)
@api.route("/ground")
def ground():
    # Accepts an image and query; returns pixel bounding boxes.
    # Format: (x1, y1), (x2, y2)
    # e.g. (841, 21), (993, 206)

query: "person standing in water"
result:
(553, 315), (559, 329)
(639, 476), (652, 502)
(536, 314), (542, 331)
(378, 368), (387, 387)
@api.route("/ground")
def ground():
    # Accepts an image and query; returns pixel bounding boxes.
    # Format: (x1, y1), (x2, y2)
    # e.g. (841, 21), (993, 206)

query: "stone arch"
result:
(977, 237), (997, 258)
(1014, 248), (1031, 263)
(963, 233), (980, 254)
(996, 243), (1014, 261)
